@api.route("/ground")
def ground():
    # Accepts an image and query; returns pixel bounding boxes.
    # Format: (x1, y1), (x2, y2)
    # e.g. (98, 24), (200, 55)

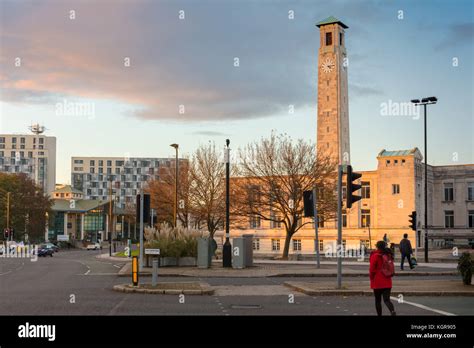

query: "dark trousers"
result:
(401, 253), (413, 269)
(373, 288), (395, 316)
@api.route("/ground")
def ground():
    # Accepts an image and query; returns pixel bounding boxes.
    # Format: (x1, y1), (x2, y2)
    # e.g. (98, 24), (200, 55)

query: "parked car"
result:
(45, 243), (59, 252)
(86, 243), (102, 250)
(38, 245), (54, 257)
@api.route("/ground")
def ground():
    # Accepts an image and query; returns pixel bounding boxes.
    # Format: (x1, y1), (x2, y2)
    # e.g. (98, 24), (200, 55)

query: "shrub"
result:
(144, 223), (205, 258)
(457, 252), (473, 285)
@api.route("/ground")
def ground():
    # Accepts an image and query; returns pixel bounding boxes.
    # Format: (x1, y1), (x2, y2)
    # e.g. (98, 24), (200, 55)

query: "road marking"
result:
(109, 294), (130, 315)
(84, 270), (91, 275)
(0, 270), (12, 276)
(113, 264), (121, 268)
(390, 297), (455, 316)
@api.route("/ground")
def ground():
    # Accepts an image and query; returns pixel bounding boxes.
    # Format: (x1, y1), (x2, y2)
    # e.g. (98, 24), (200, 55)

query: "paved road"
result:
(0, 249), (472, 316)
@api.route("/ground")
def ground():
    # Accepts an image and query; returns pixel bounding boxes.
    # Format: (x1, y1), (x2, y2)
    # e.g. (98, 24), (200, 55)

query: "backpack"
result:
(380, 252), (395, 277)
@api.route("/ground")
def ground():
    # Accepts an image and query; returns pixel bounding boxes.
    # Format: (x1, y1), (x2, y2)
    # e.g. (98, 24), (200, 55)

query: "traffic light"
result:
(409, 211), (417, 231)
(3, 228), (9, 239)
(136, 194), (151, 224)
(346, 165), (362, 209)
(303, 191), (314, 217)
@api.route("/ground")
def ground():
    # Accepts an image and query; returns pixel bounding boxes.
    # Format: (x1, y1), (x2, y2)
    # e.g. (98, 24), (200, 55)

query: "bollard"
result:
(152, 258), (159, 287)
(132, 256), (139, 286)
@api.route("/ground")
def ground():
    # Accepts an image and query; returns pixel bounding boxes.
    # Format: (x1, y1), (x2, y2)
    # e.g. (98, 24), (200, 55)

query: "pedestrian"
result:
(383, 233), (390, 245)
(399, 233), (414, 270)
(369, 240), (396, 316)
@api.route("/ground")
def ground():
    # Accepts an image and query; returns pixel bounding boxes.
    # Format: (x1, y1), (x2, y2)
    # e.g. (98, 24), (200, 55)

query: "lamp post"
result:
(170, 144), (179, 228)
(108, 176), (114, 256)
(223, 139), (232, 268)
(411, 96), (437, 263)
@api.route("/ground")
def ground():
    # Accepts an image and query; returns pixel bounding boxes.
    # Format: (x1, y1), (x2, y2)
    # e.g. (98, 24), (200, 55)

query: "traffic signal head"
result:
(303, 190), (314, 217)
(409, 211), (417, 231)
(346, 165), (362, 209)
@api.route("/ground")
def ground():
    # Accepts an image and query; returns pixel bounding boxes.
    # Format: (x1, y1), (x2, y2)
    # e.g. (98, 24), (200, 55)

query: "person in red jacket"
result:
(369, 241), (396, 316)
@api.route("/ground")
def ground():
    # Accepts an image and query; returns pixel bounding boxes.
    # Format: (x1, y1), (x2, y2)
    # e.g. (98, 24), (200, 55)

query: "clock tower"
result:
(316, 16), (350, 166)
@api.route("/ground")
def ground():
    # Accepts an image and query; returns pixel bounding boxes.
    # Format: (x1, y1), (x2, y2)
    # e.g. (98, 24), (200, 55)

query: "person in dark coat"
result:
(399, 233), (414, 270)
(369, 241), (396, 316)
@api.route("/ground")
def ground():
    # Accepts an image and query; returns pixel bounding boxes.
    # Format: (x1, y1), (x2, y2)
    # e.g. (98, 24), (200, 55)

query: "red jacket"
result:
(369, 250), (393, 289)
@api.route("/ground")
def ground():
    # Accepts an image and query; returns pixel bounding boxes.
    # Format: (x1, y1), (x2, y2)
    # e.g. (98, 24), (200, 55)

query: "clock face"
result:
(321, 57), (335, 73)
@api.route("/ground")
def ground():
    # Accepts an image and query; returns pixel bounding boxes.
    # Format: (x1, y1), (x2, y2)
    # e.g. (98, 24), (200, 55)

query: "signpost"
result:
(145, 249), (160, 286)
(57, 235), (69, 242)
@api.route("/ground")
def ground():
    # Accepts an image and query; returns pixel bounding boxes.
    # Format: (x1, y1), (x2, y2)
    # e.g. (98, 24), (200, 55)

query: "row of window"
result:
(445, 210), (474, 228)
(73, 159), (168, 168)
(252, 238), (369, 252)
(0, 137), (44, 144)
(444, 182), (474, 201)
(249, 209), (371, 229)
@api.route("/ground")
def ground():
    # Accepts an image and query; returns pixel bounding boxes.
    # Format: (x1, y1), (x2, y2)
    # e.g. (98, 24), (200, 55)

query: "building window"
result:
(342, 210), (347, 227)
(99, 160), (103, 166)
(250, 215), (261, 228)
(401, 159), (406, 165)
(272, 239), (280, 251)
(394, 159), (398, 165)
(467, 183), (474, 201)
(317, 214), (324, 228)
(293, 239), (302, 251)
(339, 32), (343, 45)
(107, 160), (112, 167)
(469, 211), (474, 228)
(325, 32), (332, 45)
(342, 186), (347, 200)
(445, 211), (454, 228)
(392, 184), (400, 195)
(253, 239), (260, 251)
(90, 160), (95, 166)
(342, 239), (346, 251)
(444, 183), (454, 201)
(361, 181), (370, 199)
(361, 209), (371, 227)
(386, 160), (390, 166)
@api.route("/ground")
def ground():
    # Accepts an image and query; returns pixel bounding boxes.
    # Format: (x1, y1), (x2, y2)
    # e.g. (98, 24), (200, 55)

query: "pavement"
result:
(116, 257), (458, 278)
(284, 279), (474, 297)
(1, 248), (473, 316)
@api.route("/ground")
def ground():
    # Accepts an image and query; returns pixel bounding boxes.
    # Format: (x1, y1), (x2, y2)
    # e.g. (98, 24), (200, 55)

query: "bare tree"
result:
(146, 159), (193, 228)
(188, 142), (232, 238)
(233, 133), (337, 259)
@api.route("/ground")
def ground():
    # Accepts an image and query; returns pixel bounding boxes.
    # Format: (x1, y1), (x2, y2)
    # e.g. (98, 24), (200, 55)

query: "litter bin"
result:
(242, 234), (254, 267)
(197, 237), (212, 268)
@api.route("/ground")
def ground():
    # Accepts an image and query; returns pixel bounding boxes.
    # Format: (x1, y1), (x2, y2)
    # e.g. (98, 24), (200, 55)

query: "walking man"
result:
(369, 241), (396, 316)
(399, 233), (414, 270)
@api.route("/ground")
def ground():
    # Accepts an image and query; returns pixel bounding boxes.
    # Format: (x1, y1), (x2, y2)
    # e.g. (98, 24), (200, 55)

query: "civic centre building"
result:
(218, 16), (474, 256)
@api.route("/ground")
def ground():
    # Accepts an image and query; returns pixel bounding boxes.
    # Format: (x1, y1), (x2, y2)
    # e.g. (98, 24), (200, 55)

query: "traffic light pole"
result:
(336, 165), (343, 289)
(139, 190), (144, 272)
(313, 187), (320, 269)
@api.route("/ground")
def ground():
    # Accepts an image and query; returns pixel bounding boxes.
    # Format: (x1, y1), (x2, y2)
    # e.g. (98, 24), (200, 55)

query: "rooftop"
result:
(377, 148), (421, 158)
(316, 16), (348, 29)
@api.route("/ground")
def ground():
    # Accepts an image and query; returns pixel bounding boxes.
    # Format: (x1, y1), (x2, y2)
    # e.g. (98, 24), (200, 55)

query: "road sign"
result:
(57, 235), (69, 241)
(145, 248), (160, 255)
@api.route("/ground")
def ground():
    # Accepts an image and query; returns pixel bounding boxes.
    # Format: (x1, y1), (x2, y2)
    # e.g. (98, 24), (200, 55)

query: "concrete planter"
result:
(178, 257), (197, 267)
(160, 257), (178, 267)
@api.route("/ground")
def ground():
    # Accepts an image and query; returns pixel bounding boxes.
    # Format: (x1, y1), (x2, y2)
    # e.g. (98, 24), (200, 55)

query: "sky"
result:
(0, 0), (473, 184)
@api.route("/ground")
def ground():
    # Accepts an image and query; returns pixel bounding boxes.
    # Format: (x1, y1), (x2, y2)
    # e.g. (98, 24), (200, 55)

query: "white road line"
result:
(113, 264), (121, 268)
(0, 270), (12, 276)
(390, 297), (455, 316)
(84, 269), (91, 275)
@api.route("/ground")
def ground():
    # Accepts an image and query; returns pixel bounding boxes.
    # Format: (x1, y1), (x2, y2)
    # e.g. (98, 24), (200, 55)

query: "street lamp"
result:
(170, 143), (179, 228)
(223, 139), (232, 268)
(411, 96), (437, 263)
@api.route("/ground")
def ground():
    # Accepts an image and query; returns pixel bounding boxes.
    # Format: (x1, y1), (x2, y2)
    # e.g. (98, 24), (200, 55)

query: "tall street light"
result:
(223, 139), (232, 267)
(170, 143), (179, 228)
(411, 96), (437, 263)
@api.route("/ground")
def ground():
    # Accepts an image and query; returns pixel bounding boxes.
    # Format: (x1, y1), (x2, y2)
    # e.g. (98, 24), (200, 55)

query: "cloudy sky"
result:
(0, 0), (473, 183)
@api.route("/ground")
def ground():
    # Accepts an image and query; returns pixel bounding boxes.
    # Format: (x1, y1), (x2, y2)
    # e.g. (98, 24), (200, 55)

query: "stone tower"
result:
(316, 16), (350, 166)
